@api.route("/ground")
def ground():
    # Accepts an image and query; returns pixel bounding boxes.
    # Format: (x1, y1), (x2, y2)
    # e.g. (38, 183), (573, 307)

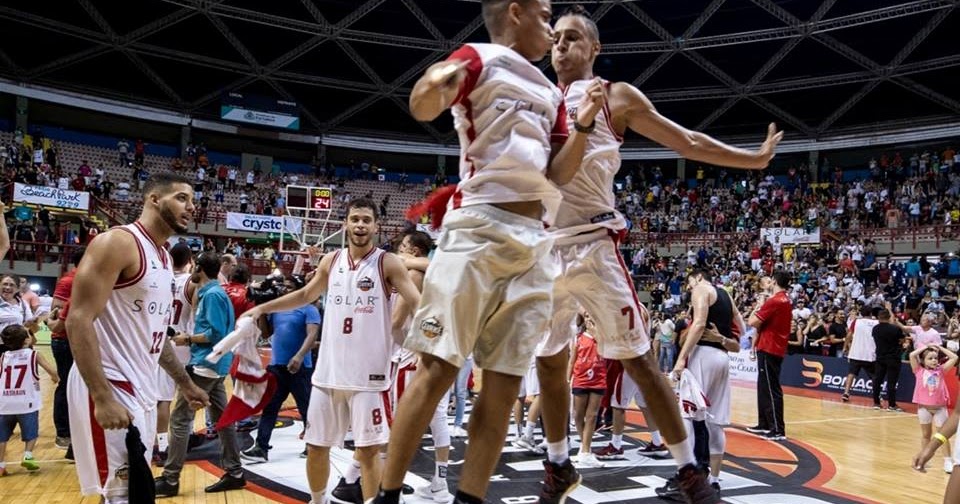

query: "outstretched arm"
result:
(610, 82), (782, 170)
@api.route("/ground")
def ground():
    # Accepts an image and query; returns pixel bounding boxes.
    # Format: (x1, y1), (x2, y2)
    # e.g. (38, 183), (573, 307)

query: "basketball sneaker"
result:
(745, 425), (769, 434)
(513, 434), (543, 454)
(593, 443), (625, 460)
(55, 436), (71, 449)
(538, 459), (582, 503)
(675, 463), (719, 504)
(331, 477), (363, 504)
(574, 452), (604, 468)
(637, 441), (670, 458)
(415, 479), (453, 502)
(240, 445), (269, 464)
(763, 431), (787, 441)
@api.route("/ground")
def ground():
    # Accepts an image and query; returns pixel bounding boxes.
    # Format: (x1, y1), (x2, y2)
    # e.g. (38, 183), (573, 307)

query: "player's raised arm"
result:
(609, 81), (783, 169)
(548, 78), (606, 186)
(409, 59), (471, 122)
(244, 252), (335, 320)
(65, 230), (139, 429)
(384, 253), (422, 329)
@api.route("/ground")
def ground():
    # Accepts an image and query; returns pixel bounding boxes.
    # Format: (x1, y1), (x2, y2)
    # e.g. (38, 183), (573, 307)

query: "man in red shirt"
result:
(747, 271), (793, 440)
(222, 263), (254, 317)
(47, 247), (86, 453)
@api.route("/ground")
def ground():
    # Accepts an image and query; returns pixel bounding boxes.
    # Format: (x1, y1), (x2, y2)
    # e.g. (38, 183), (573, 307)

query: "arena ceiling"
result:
(1, 0), (959, 147)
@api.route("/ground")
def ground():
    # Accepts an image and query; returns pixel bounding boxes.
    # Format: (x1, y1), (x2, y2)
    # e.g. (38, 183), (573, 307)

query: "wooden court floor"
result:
(0, 346), (949, 504)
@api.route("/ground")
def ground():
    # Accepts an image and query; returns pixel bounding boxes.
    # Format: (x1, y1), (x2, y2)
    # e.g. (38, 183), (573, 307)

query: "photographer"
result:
(241, 276), (320, 463)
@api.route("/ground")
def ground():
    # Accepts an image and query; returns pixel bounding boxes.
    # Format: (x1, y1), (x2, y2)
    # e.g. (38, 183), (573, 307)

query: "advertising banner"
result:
(13, 183), (89, 210)
(226, 212), (303, 235)
(781, 354), (916, 403)
(729, 350), (759, 383)
(760, 226), (821, 245)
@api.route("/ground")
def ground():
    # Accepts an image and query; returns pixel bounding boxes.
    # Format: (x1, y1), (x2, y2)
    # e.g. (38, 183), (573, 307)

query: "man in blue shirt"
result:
(241, 275), (321, 462)
(157, 252), (243, 497)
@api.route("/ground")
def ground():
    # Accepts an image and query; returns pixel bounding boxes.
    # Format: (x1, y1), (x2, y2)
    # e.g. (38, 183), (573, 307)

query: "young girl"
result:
(570, 312), (607, 468)
(910, 344), (959, 473)
(0, 324), (55, 475)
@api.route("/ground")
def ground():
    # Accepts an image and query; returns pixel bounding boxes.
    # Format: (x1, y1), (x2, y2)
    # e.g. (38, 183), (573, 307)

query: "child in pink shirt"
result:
(910, 344), (958, 473)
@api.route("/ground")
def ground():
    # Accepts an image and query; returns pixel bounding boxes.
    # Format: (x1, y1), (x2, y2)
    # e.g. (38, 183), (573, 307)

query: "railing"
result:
(5, 241), (86, 274)
(628, 225), (956, 251)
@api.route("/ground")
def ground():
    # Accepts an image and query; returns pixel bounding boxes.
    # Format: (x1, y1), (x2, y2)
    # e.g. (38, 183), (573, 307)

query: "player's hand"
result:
(172, 333), (190, 346)
(241, 307), (264, 322)
(575, 78), (606, 131)
(0, 200), (6, 215)
(671, 362), (686, 381)
(181, 383), (210, 410)
(94, 397), (133, 430)
(912, 443), (937, 471)
(749, 349), (757, 361)
(700, 323), (724, 343)
(49, 373), (60, 385)
(306, 245), (322, 262)
(754, 123), (784, 168)
(287, 355), (304, 374)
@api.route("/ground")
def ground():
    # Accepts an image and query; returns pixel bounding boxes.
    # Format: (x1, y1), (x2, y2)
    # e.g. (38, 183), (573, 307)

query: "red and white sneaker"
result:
(637, 442), (670, 458)
(593, 443), (626, 460)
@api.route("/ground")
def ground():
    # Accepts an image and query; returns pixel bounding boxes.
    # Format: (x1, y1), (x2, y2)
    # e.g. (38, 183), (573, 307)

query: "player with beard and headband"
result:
(242, 199), (421, 504)
(530, 6), (782, 503)
(65, 173), (210, 504)
(373, 0), (605, 503)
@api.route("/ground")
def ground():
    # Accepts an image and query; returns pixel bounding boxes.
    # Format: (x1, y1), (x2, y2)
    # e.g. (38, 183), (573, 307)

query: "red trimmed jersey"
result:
(553, 78), (626, 237)
(572, 333), (607, 390)
(0, 348), (41, 414)
(89, 222), (175, 407)
(313, 248), (394, 392)
(445, 43), (567, 225)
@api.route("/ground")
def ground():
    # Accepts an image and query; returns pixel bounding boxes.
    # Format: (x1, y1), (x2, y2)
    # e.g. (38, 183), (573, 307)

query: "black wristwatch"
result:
(574, 119), (596, 134)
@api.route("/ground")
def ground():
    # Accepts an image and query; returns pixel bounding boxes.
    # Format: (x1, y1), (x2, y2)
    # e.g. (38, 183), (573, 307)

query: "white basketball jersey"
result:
(553, 78), (626, 237)
(447, 43), (566, 225)
(169, 272), (194, 364)
(95, 222), (175, 407)
(0, 348), (41, 414)
(313, 248), (394, 392)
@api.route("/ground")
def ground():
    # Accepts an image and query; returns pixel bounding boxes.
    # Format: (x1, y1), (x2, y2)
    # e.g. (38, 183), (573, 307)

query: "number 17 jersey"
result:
(313, 248), (393, 392)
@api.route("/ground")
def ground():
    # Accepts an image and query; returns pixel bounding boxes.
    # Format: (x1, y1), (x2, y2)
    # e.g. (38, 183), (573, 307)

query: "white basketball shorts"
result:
(304, 386), (391, 448)
(518, 360), (541, 398)
(404, 204), (556, 377)
(537, 228), (651, 360)
(67, 366), (156, 499)
(686, 345), (731, 426)
(610, 366), (647, 410)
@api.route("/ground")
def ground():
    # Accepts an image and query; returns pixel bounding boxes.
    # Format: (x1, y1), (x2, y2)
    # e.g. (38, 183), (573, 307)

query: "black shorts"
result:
(847, 359), (875, 377)
(572, 387), (606, 396)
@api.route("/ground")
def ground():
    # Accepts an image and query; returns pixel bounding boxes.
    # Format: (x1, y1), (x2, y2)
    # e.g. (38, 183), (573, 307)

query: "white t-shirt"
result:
(848, 318), (879, 362)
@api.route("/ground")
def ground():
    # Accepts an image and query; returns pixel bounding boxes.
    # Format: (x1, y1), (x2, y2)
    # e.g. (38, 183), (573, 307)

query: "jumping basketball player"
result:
(65, 173), (210, 503)
(372, 1), (607, 503)
(154, 243), (195, 465)
(243, 199), (420, 504)
(532, 7), (783, 502)
(673, 269), (745, 494)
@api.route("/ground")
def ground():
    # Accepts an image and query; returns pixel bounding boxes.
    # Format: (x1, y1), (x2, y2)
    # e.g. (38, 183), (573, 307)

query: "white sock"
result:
(0, 462), (6, 469)
(651, 431), (663, 446)
(310, 490), (326, 504)
(524, 421), (536, 439)
(157, 433), (169, 452)
(23, 451), (33, 459)
(435, 461), (448, 481)
(547, 439), (569, 464)
(344, 460), (361, 483)
(612, 434), (623, 449)
(667, 437), (696, 467)
(709, 475), (719, 484)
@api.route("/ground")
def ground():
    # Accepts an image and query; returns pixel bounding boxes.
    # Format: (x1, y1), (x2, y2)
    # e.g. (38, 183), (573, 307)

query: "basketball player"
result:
(154, 243), (196, 466)
(372, 1), (607, 502)
(672, 269), (745, 493)
(65, 173), (210, 503)
(531, 7), (782, 502)
(243, 199), (420, 504)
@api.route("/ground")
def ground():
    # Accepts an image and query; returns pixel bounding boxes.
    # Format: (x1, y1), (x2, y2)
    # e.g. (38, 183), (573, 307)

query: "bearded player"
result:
(66, 173), (209, 503)
(531, 7), (782, 503)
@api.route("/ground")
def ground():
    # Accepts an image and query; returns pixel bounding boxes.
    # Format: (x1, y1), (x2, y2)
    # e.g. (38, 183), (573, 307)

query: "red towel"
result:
(406, 184), (457, 230)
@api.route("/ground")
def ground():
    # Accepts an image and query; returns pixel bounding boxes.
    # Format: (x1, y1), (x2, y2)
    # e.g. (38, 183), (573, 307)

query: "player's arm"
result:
(548, 78), (606, 186)
(400, 254), (429, 273)
(384, 254), (422, 338)
(244, 252), (335, 319)
(673, 286), (710, 376)
(609, 82), (782, 170)
(0, 200), (9, 261)
(36, 352), (58, 384)
(64, 230), (139, 428)
(409, 59), (470, 122)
